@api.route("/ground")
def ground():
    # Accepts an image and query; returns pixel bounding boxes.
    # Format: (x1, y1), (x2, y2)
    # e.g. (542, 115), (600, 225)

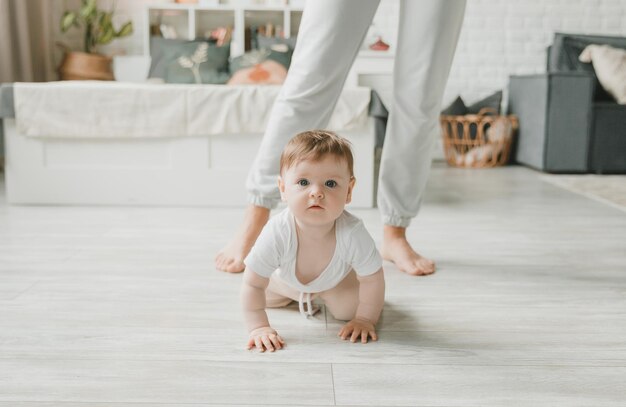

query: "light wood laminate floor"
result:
(1, 165), (625, 406)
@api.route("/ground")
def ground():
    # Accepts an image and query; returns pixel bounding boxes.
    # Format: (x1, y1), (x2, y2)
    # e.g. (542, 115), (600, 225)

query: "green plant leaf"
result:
(98, 26), (115, 45)
(99, 11), (112, 27)
(100, 19), (113, 34)
(116, 22), (133, 38)
(80, 0), (97, 20)
(60, 11), (77, 32)
(61, 0), (132, 53)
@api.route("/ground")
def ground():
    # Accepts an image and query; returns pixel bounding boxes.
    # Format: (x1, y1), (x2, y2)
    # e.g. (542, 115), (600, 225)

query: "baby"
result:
(241, 130), (385, 352)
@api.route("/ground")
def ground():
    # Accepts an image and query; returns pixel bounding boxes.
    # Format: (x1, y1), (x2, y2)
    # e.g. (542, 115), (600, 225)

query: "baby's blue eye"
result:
(325, 180), (337, 188)
(297, 179), (309, 186)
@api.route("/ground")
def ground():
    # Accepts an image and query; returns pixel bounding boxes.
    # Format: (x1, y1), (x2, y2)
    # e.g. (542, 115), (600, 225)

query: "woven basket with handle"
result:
(440, 108), (518, 168)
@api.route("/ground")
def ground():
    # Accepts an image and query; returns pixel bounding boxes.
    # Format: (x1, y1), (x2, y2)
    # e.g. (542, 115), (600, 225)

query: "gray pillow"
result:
(149, 36), (230, 83)
(441, 96), (467, 115)
(257, 35), (297, 51)
(229, 48), (293, 74)
(165, 64), (231, 84)
(467, 90), (502, 114)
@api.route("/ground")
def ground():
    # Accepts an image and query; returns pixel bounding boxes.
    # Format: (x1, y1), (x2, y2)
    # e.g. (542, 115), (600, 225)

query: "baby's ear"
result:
(278, 176), (287, 202)
(345, 176), (356, 204)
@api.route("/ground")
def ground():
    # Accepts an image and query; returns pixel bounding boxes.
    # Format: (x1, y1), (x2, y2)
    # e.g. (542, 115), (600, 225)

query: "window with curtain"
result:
(0, 0), (58, 82)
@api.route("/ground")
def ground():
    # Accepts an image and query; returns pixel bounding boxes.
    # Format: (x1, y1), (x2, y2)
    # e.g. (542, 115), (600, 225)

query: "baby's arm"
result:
(241, 268), (285, 352)
(338, 268), (385, 343)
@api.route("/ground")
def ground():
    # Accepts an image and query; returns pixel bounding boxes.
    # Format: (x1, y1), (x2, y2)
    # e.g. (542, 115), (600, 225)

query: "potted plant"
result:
(58, 0), (133, 80)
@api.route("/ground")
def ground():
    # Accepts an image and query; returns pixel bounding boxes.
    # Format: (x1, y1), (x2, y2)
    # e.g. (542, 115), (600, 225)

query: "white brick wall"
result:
(373, 0), (626, 108)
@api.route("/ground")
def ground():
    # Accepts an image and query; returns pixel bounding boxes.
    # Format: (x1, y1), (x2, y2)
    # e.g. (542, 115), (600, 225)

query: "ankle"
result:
(383, 225), (407, 242)
(240, 205), (270, 235)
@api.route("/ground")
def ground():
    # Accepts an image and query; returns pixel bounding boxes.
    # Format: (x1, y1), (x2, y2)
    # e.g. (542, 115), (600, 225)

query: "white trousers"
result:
(246, 0), (466, 227)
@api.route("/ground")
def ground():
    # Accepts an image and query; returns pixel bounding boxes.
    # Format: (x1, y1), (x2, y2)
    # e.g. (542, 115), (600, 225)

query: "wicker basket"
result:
(58, 51), (114, 81)
(440, 108), (518, 168)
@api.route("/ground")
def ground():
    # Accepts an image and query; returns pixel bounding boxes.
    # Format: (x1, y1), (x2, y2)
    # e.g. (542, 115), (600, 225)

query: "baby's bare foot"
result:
(215, 205), (270, 273)
(381, 225), (435, 276)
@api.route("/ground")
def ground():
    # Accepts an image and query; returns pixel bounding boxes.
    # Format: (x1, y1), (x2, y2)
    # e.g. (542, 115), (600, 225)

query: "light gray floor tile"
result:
(0, 404), (339, 407)
(333, 363), (626, 406)
(0, 359), (334, 405)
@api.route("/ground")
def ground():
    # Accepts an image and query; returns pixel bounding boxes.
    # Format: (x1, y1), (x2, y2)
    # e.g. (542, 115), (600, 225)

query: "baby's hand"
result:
(247, 326), (285, 352)
(338, 318), (378, 343)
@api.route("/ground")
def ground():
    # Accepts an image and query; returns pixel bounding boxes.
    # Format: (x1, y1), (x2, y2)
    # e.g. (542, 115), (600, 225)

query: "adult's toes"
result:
(216, 257), (230, 271)
(225, 260), (245, 273)
(405, 261), (435, 276)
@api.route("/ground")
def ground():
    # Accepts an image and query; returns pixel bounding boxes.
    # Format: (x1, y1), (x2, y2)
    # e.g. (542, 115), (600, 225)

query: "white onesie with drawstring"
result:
(244, 208), (382, 316)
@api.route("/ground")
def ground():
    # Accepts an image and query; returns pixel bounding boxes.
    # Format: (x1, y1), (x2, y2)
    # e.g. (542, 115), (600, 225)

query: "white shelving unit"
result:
(144, 1), (304, 57)
(140, 0), (395, 121)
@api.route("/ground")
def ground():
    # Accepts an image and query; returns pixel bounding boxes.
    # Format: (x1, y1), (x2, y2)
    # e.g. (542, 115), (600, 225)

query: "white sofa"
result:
(1, 82), (378, 208)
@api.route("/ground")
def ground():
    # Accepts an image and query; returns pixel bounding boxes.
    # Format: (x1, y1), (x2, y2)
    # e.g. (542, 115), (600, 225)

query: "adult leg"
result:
(216, 0), (381, 272)
(378, 0), (466, 275)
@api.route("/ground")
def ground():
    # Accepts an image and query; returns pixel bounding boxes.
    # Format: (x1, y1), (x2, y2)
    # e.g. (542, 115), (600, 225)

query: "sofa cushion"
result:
(579, 44), (626, 104)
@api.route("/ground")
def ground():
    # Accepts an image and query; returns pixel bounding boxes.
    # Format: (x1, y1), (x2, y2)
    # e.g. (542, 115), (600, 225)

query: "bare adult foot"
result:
(381, 225), (435, 276)
(215, 205), (270, 273)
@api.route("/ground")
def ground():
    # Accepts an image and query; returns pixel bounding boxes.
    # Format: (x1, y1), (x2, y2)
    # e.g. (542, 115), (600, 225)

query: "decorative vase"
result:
(58, 51), (114, 81)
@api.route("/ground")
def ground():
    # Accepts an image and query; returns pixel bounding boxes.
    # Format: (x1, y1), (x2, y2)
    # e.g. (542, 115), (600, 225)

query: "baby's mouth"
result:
(308, 204), (324, 209)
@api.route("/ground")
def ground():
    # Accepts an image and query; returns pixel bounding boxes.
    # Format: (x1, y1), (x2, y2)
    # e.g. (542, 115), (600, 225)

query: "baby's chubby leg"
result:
(318, 271), (360, 321)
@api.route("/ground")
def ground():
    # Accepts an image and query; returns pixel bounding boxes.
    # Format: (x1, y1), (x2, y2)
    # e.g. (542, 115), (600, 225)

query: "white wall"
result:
(374, 0), (626, 107)
(95, 0), (626, 105)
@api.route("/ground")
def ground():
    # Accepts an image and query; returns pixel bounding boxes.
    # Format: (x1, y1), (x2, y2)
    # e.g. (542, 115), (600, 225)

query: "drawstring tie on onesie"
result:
(298, 292), (316, 318)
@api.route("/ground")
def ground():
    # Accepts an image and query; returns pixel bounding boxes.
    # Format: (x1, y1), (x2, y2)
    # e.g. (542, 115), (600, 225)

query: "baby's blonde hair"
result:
(279, 130), (354, 177)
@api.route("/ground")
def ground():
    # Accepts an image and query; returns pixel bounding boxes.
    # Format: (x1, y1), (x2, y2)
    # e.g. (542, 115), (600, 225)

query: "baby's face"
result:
(279, 155), (355, 227)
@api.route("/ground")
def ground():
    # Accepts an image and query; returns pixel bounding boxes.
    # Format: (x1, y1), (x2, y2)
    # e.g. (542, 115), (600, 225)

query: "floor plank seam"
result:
(330, 363), (337, 406)
(9, 281), (40, 301)
(17, 404), (206, 406)
(1, 357), (624, 368)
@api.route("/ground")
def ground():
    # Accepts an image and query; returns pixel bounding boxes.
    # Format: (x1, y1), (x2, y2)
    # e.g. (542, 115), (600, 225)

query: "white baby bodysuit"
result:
(245, 208), (382, 294)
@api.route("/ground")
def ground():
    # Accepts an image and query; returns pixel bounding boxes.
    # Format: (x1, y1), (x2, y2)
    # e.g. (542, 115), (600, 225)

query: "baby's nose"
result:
(310, 186), (324, 198)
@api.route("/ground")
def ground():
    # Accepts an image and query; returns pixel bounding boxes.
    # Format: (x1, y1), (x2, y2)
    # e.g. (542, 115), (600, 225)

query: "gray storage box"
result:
(509, 73), (594, 173)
